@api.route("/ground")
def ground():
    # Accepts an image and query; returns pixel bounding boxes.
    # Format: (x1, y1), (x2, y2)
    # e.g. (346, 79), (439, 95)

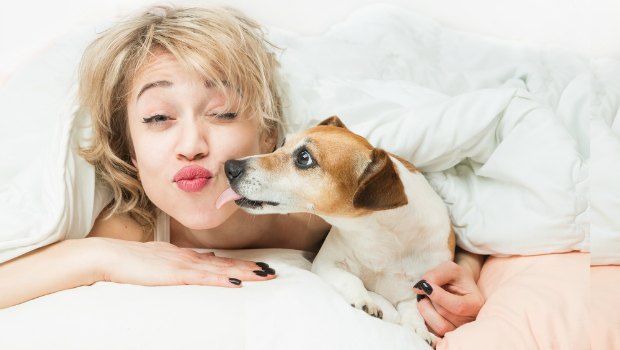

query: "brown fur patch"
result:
(256, 151), (288, 172)
(303, 127), (374, 216)
(247, 125), (410, 218)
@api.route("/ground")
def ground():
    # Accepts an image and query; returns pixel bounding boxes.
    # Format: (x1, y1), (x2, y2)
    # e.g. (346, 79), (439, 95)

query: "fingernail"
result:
(253, 270), (268, 277)
(414, 280), (433, 295)
(417, 294), (426, 302)
(229, 278), (241, 285)
(263, 267), (276, 275)
(256, 262), (270, 269)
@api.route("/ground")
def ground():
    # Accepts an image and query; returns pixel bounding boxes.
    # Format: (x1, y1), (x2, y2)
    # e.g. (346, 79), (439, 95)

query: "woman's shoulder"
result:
(87, 210), (152, 242)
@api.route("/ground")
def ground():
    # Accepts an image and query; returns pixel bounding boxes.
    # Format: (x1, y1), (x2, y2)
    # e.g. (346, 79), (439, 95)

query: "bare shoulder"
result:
(87, 210), (151, 242)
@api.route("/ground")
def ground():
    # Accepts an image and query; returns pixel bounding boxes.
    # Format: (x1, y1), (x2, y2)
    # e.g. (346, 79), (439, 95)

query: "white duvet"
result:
(271, 6), (618, 264)
(0, 4), (618, 349)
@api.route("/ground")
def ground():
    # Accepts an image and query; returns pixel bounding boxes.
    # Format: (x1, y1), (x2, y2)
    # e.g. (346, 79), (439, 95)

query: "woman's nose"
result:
(176, 119), (208, 161)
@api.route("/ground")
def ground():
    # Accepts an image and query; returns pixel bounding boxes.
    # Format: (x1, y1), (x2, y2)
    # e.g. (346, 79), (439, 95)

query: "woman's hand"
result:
(413, 260), (485, 336)
(92, 237), (276, 287)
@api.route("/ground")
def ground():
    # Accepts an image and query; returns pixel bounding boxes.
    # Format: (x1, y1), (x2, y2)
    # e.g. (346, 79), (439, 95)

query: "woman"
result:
(0, 5), (326, 308)
(0, 5), (484, 337)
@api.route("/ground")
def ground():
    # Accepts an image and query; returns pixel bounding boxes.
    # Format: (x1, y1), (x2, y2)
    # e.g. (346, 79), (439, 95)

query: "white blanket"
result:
(271, 5), (618, 263)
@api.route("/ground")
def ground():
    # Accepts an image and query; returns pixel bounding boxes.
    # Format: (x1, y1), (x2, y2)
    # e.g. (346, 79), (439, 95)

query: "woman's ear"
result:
(260, 127), (278, 153)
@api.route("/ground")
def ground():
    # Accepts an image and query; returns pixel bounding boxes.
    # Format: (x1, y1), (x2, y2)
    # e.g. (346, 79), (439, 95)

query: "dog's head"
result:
(218, 116), (409, 217)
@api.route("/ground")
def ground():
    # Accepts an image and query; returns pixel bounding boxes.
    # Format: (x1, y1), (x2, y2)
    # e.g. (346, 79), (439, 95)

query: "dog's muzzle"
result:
(223, 159), (280, 210)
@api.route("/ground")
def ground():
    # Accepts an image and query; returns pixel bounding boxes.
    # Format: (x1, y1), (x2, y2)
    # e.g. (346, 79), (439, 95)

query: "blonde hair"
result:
(79, 5), (283, 234)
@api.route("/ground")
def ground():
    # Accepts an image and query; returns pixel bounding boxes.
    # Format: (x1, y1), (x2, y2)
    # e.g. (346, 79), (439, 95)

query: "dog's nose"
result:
(225, 159), (246, 182)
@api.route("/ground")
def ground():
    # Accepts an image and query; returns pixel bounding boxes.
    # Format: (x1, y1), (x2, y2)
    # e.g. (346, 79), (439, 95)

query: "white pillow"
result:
(0, 23), (111, 263)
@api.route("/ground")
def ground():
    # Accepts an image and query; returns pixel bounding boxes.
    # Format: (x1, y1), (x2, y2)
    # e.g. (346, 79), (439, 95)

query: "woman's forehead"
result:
(130, 51), (235, 100)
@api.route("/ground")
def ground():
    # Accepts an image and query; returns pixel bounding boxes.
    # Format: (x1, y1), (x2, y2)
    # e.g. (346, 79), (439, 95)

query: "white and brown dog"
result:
(221, 116), (455, 344)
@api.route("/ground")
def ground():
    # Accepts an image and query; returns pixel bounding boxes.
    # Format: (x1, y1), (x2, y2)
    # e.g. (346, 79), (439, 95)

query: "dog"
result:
(221, 116), (455, 345)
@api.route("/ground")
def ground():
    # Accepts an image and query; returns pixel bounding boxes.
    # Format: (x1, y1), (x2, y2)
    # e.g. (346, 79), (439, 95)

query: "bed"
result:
(1, 2), (618, 349)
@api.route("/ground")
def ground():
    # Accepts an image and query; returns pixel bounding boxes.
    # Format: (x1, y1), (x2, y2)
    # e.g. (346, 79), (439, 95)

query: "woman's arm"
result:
(0, 212), (147, 308)
(453, 247), (486, 281)
(0, 239), (104, 309)
(0, 214), (276, 309)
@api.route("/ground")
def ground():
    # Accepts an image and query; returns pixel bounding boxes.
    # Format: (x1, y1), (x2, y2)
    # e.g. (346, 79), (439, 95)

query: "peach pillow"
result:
(437, 252), (596, 350)
(591, 265), (620, 349)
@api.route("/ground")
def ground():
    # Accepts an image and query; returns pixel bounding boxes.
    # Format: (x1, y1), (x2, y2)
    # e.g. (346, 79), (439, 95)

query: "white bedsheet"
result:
(0, 248), (431, 350)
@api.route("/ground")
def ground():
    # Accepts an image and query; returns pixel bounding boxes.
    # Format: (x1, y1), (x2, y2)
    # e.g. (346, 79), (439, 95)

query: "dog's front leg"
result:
(397, 298), (437, 347)
(311, 234), (383, 319)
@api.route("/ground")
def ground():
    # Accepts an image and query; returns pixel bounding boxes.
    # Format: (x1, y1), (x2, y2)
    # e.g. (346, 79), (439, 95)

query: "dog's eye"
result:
(295, 149), (315, 169)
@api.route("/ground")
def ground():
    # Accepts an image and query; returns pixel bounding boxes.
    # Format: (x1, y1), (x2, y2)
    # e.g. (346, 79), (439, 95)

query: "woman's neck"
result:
(169, 209), (275, 249)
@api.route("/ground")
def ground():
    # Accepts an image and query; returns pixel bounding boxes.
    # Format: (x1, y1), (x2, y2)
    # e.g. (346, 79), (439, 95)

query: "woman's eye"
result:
(142, 114), (170, 124)
(209, 112), (238, 120)
(295, 149), (315, 169)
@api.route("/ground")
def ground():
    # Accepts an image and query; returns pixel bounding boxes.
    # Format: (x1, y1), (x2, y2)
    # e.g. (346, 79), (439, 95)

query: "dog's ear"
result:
(353, 149), (408, 210)
(318, 115), (347, 129)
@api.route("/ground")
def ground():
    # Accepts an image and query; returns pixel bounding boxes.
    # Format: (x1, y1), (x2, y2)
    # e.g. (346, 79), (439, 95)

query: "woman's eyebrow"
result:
(137, 80), (173, 100)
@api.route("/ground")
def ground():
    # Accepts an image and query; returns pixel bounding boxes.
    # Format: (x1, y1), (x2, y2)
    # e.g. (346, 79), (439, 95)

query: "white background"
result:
(0, 0), (619, 85)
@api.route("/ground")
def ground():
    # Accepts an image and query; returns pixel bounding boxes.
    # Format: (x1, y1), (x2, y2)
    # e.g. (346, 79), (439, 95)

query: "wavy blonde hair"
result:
(79, 5), (283, 234)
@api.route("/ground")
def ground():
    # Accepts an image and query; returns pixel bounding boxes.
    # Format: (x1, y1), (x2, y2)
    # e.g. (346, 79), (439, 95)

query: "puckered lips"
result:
(215, 187), (279, 210)
(173, 165), (213, 192)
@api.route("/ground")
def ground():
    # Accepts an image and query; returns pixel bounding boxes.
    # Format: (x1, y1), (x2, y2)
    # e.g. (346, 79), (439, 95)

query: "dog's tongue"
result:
(215, 187), (243, 209)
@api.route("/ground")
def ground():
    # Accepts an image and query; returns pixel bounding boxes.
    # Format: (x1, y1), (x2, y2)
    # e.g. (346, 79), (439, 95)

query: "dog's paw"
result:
(350, 300), (383, 319)
(413, 326), (437, 348)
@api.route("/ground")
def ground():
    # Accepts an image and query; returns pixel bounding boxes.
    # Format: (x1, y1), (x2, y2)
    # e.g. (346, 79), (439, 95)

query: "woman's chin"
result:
(170, 204), (237, 230)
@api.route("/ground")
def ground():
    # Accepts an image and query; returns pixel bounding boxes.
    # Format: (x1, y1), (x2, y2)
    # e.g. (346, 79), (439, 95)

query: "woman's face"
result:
(127, 51), (275, 229)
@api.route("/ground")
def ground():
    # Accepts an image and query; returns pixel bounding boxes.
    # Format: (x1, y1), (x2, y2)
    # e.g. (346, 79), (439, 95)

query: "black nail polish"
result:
(417, 294), (426, 302)
(414, 280), (433, 295)
(229, 278), (241, 285)
(256, 262), (270, 269)
(253, 270), (268, 277)
(263, 267), (276, 275)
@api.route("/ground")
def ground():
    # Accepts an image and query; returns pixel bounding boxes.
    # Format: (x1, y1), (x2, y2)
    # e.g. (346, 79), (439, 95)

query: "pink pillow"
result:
(591, 265), (620, 349)
(437, 252), (594, 350)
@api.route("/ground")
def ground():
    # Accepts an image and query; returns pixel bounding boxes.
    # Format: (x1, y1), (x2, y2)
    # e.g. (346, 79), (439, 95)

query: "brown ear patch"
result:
(318, 115), (348, 129)
(353, 149), (408, 210)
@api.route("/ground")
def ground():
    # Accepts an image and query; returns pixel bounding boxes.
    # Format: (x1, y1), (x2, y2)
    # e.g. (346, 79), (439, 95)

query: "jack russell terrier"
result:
(218, 116), (455, 345)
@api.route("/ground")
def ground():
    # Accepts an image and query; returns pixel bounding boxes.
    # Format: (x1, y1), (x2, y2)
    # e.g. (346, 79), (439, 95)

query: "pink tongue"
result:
(215, 187), (243, 209)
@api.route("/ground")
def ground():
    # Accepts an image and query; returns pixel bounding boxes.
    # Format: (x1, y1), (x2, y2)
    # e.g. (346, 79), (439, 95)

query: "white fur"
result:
(235, 152), (452, 345)
(311, 158), (452, 345)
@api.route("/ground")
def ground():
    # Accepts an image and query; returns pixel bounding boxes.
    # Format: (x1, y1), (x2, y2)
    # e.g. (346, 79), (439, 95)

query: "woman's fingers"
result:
(179, 270), (244, 288)
(417, 298), (457, 336)
(196, 252), (269, 270)
(186, 252), (277, 281)
(428, 297), (476, 328)
(415, 280), (475, 316)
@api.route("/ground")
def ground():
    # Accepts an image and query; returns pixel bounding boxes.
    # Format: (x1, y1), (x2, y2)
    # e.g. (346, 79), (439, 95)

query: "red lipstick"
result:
(173, 165), (212, 192)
